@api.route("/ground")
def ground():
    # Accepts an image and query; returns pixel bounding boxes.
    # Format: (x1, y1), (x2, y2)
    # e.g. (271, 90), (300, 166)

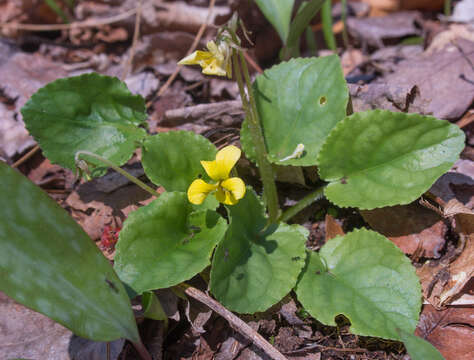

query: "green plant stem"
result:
(233, 50), (280, 222)
(444, 0), (451, 16)
(45, 0), (70, 23)
(279, 185), (326, 223)
(75, 150), (161, 197)
(305, 26), (318, 56)
(322, 0), (337, 51)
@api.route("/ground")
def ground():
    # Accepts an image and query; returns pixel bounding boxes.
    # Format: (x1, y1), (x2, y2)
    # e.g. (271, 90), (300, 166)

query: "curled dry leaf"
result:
(416, 304), (474, 360)
(417, 238), (474, 308)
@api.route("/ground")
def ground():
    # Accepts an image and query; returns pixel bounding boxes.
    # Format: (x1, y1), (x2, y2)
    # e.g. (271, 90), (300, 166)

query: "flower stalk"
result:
(232, 49), (280, 222)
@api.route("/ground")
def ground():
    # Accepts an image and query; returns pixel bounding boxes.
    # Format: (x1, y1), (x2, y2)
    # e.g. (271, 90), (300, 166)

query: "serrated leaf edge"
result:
(21, 72), (147, 170)
(298, 228), (422, 340)
(316, 110), (465, 209)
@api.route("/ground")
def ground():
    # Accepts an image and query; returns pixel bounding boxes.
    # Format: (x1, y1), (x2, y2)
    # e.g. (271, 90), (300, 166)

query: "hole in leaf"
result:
(319, 96), (327, 106)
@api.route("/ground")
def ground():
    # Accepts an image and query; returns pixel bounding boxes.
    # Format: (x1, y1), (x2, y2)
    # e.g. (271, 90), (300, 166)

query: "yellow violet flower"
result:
(178, 40), (232, 78)
(188, 145), (246, 205)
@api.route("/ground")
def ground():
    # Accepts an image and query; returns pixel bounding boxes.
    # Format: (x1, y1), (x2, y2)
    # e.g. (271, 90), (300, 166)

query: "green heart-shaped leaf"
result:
(240, 56), (348, 166)
(141, 131), (217, 192)
(114, 192), (227, 295)
(399, 330), (445, 360)
(254, 0), (294, 43)
(21, 73), (147, 172)
(296, 228), (421, 340)
(318, 110), (465, 209)
(0, 162), (139, 342)
(210, 189), (307, 313)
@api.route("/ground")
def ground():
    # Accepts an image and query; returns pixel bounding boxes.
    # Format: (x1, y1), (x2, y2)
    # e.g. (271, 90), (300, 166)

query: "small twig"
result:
(243, 52), (263, 74)
(163, 100), (243, 125)
(284, 342), (367, 355)
(131, 340), (153, 360)
(121, 0), (143, 81)
(156, 0), (216, 98)
(12, 145), (40, 168)
(179, 284), (287, 360)
(0, 2), (153, 31)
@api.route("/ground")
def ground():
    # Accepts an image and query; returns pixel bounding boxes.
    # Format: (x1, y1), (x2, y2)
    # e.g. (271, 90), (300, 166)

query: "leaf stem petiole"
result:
(278, 185), (326, 223)
(74, 150), (161, 197)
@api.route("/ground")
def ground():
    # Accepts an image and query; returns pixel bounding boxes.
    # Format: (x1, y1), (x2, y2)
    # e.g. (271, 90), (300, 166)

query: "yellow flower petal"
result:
(202, 58), (227, 77)
(201, 145), (241, 181)
(200, 160), (221, 182)
(215, 186), (238, 205)
(187, 179), (217, 205)
(216, 145), (241, 177)
(221, 178), (246, 202)
(178, 50), (213, 66)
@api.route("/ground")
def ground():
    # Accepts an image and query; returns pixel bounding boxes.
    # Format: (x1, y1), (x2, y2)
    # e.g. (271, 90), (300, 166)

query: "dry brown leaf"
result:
(0, 48), (67, 160)
(439, 237), (474, 306)
(340, 49), (367, 76)
(381, 38), (474, 120)
(426, 24), (474, 54)
(347, 11), (421, 48)
(361, 0), (444, 15)
(417, 237), (474, 307)
(325, 214), (345, 241)
(361, 203), (446, 258)
(416, 305), (474, 360)
(66, 172), (155, 241)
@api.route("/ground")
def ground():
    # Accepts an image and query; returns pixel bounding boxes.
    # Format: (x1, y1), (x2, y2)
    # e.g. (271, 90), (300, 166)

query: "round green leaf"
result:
(114, 192), (227, 295)
(21, 73), (147, 171)
(295, 228), (421, 341)
(0, 162), (139, 342)
(210, 189), (307, 313)
(141, 131), (217, 192)
(317, 110), (465, 209)
(240, 55), (348, 166)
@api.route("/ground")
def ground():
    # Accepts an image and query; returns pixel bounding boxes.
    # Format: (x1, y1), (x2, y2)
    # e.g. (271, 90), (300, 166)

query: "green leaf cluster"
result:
(8, 56), (461, 360)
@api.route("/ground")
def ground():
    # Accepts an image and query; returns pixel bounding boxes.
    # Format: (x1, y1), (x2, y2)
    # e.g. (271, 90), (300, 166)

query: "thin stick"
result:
(131, 340), (153, 360)
(12, 145), (40, 168)
(180, 284), (287, 360)
(0, 2), (153, 31)
(243, 52), (263, 74)
(156, 0), (216, 98)
(121, 0), (143, 81)
(75, 150), (160, 197)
